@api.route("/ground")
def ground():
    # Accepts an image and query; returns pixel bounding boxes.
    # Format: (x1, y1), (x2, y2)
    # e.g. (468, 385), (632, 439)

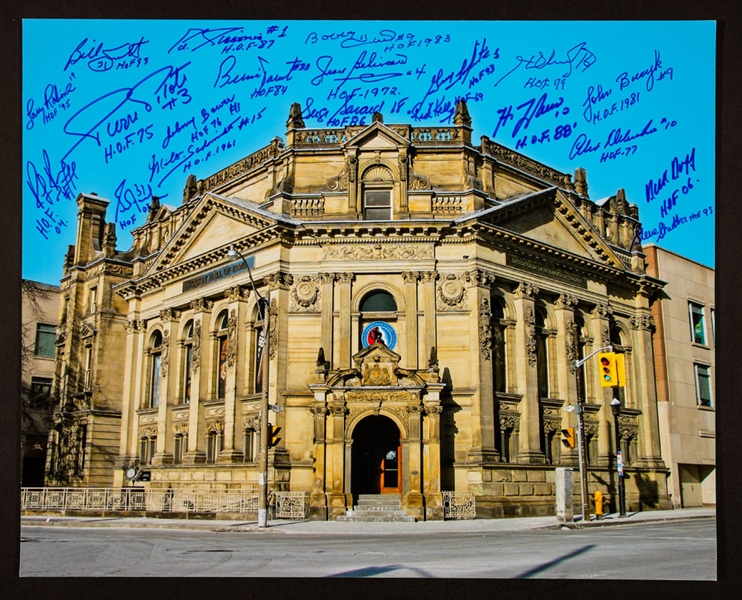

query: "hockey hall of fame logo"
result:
(361, 321), (397, 351)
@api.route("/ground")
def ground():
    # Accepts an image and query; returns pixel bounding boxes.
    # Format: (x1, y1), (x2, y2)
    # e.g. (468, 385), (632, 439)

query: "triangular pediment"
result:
(479, 188), (625, 269)
(147, 194), (280, 273)
(345, 121), (410, 150)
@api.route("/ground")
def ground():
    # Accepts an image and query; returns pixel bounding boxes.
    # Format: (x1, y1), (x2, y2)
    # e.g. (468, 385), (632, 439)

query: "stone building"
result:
(21, 280), (61, 487)
(46, 101), (670, 518)
(645, 245), (715, 508)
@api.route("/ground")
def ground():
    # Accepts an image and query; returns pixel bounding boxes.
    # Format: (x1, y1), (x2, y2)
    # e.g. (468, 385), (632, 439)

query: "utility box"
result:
(555, 467), (574, 524)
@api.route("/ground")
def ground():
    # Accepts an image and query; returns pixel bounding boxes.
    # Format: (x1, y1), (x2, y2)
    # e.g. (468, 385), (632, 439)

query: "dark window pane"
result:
(35, 324), (56, 358)
(365, 191), (390, 206)
(360, 291), (397, 312)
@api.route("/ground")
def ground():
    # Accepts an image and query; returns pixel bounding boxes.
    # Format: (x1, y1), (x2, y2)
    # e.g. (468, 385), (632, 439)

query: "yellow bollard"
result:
(594, 490), (604, 520)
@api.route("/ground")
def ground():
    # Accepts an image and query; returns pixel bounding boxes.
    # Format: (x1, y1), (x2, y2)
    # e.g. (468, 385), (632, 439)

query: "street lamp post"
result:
(610, 397), (627, 518)
(227, 245), (271, 528)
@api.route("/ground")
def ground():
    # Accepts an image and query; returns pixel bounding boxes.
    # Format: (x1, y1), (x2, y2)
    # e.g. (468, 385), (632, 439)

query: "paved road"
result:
(20, 519), (715, 579)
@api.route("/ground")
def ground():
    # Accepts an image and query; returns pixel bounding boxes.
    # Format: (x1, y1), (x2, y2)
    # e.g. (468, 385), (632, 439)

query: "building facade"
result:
(21, 280), (61, 487)
(645, 245), (715, 508)
(46, 101), (671, 518)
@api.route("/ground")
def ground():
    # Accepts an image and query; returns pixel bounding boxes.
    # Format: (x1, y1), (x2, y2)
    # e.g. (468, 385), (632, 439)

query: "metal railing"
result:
(442, 491), (476, 520)
(21, 488), (309, 519)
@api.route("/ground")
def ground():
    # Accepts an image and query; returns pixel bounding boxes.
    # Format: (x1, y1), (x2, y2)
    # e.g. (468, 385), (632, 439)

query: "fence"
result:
(21, 488), (309, 519)
(442, 491), (476, 520)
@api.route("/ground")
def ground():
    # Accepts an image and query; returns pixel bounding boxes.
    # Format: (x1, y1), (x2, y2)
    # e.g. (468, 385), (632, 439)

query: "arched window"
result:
(148, 331), (163, 409)
(181, 320), (194, 404)
(360, 290), (397, 312)
(362, 165), (393, 220)
(215, 311), (229, 400)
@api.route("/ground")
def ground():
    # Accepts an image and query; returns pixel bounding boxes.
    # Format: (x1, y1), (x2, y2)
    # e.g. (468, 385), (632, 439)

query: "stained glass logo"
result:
(361, 321), (397, 350)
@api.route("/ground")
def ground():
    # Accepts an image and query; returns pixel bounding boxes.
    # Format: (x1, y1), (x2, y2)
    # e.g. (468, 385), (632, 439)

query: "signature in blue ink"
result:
(616, 50), (672, 92)
(169, 27), (277, 53)
(114, 179), (159, 224)
(493, 93), (567, 139)
(64, 37), (149, 72)
(26, 82), (77, 130)
(568, 133), (601, 160)
(494, 42), (596, 87)
(214, 55), (260, 88)
(26, 150), (79, 210)
(60, 62), (192, 162)
(604, 119), (657, 148)
(312, 51), (408, 91)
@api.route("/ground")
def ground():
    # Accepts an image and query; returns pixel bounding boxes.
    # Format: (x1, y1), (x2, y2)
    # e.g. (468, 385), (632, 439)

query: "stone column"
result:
(336, 273), (354, 369)
(420, 271), (438, 363)
(404, 403), (425, 519)
(153, 308), (178, 464)
(590, 303), (613, 466)
(554, 294), (579, 465)
(319, 274), (336, 367)
(630, 314), (665, 468)
(118, 317), (143, 478)
(185, 298), (212, 463)
(467, 270), (499, 465)
(326, 403), (348, 519)
(513, 282), (544, 463)
(308, 399), (329, 520)
(219, 286), (248, 462)
(423, 383), (445, 520)
(402, 271), (419, 369)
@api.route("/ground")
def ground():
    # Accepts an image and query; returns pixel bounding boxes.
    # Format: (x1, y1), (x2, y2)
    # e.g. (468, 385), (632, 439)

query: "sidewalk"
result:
(20, 507), (715, 535)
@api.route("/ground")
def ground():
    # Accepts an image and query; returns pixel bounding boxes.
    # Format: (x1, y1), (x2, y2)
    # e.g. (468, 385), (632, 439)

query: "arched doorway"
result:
(351, 415), (401, 496)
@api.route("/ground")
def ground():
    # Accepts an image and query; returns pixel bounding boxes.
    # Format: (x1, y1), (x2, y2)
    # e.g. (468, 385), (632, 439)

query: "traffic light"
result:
(267, 425), (282, 448)
(561, 427), (576, 449)
(598, 352), (618, 387)
(615, 352), (626, 387)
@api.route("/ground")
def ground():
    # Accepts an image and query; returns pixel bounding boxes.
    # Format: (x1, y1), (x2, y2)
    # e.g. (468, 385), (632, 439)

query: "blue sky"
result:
(22, 20), (715, 284)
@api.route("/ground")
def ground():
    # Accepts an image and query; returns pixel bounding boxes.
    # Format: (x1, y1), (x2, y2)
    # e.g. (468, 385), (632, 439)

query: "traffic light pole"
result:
(572, 344), (613, 523)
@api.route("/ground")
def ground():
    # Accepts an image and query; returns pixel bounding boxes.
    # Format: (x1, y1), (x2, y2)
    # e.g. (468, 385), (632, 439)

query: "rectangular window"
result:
(689, 302), (706, 345)
(150, 354), (161, 408)
(244, 430), (255, 462)
(35, 323), (56, 358)
(710, 307), (715, 345)
(31, 376), (52, 399)
(694, 364), (713, 407)
(88, 287), (97, 314)
(364, 190), (392, 220)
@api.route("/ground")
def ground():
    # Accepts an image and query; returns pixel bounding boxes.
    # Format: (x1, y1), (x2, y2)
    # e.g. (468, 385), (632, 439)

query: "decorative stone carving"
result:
(401, 271), (419, 283)
(555, 293), (578, 309)
(479, 298), (493, 361)
(526, 307), (537, 367)
(159, 307), (180, 322)
(426, 405), (443, 416)
(592, 303), (613, 318)
(437, 273), (467, 310)
(190, 298), (214, 312)
(630, 315), (655, 331)
(514, 281), (539, 299)
(406, 404), (423, 414)
(602, 325), (611, 347)
(466, 269), (496, 287)
(566, 320), (578, 374)
(242, 415), (259, 430)
(287, 102), (305, 129)
(330, 405), (348, 417)
(500, 414), (520, 431)
(419, 270), (438, 283)
(226, 309), (237, 368)
(266, 272), (293, 291)
(348, 155), (357, 183)
(161, 330), (170, 377)
(191, 320), (201, 373)
(362, 363), (392, 386)
(173, 422), (189, 434)
(206, 420), (224, 433)
(226, 285), (248, 302)
(318, 273), (337, 285)
(290, 276), (321, 312)
(398, 154), (408, 181)
(363, 165), (393, 182)
(323, 245), (434, 261)
(268, 299), (278, 359)
(409, 171), (431, 190)
(126, 319), (143, 333)
(309, 405), (328, 417)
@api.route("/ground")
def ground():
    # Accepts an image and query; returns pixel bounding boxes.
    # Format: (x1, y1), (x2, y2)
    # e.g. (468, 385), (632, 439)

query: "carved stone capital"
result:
(402, 271), (419, 283)
(630, 314), (655, 331)
(190, 298), (214, 312)
(226, 285), (249, 302)
(406, 404), (423, 414)
(592, 303), (613, 318)
(126, 319), (143, 333)
(555, 293), (578, 309)
(419, 271), (438, 284)
(266, 272), (293, 291)
(159, 307), (180, 322)
(336, 272), (355, 284)
(318, 273), (337, 285)
(514, 282), (539, 299)
(310, 405), (328, 417)
(466, 268), (495, 287)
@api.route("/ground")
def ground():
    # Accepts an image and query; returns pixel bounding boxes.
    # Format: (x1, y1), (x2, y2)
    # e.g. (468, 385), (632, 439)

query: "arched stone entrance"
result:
(351, 415), (401, 497)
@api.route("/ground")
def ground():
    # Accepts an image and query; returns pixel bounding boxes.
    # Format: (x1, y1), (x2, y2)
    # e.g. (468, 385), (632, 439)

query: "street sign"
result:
(617, 450), (624, 476)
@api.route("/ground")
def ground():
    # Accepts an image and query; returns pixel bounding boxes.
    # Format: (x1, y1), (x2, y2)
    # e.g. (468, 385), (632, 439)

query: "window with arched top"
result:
(491, 299), (507, 394)
(362, 165), (393, 220)
(215, 311), (229, 400)
(148, 330), (163, 408)
(360, 290), (397, 312)
(181, 320), (194, 404)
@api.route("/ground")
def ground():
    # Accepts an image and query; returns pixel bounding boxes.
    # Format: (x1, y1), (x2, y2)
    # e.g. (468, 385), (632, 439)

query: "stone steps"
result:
(337, 494), (416, 522)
